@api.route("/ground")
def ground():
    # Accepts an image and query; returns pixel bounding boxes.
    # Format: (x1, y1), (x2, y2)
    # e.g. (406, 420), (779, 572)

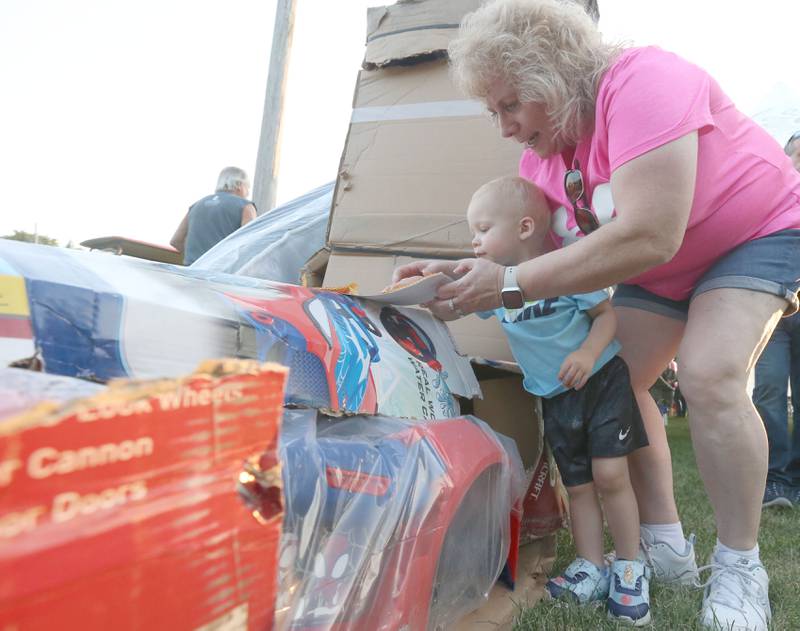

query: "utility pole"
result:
(253, 0), (297, 214)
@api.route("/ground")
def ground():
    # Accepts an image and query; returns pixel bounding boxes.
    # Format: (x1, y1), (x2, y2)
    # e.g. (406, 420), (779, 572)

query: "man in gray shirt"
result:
(171, 166), (257, 264)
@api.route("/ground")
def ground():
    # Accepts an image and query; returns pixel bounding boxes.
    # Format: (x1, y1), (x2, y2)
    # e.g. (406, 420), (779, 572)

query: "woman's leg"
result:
(614, 306), (685, 524)
(678, 288), (785, 549)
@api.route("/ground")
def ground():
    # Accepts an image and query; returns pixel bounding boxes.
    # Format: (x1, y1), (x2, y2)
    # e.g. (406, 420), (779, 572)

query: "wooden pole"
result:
(253, 0), (297, 214)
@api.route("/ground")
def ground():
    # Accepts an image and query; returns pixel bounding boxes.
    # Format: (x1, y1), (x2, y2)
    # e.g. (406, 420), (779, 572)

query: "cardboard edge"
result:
(453, 535), (555, 630)
(359, 272), (449, 304)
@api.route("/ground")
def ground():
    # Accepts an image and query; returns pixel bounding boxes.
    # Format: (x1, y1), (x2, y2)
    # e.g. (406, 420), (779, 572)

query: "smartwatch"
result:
(501, 266), (525, 309)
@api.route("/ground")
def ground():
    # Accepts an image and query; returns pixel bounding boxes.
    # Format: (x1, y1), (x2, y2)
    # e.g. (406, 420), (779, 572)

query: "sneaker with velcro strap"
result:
(545, 557), (609, 605)
(607, 558), (651, 626)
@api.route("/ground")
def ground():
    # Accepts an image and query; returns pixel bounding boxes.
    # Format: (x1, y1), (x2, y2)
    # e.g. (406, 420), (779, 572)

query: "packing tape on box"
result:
(351, 99), (485, 123)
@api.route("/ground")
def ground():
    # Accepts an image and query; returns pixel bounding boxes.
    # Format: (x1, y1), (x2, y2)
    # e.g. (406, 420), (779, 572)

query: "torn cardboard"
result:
(364, 0), (484, 69)
(299, 247), (330, 288)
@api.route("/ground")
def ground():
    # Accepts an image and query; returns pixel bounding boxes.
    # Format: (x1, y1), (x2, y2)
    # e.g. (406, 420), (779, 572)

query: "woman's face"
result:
(485, 78), (560, 158)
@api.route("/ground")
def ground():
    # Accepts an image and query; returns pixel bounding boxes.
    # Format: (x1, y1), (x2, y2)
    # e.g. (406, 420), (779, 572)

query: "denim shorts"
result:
(613, 229), (800, 321)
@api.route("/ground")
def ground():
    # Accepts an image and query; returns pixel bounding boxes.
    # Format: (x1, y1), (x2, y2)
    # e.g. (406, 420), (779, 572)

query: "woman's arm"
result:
(433, 132), (698, 313)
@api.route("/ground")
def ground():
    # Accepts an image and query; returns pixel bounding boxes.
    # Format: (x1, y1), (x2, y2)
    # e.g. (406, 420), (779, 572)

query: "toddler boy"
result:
(453, 176), (652, 625)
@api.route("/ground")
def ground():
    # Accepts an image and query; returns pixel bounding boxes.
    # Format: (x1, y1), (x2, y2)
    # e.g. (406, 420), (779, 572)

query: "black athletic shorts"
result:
(541, 356), (648, 488)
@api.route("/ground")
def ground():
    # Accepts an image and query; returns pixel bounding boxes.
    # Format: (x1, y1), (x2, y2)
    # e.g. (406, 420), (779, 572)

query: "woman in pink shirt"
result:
(393, 1), (800, 628)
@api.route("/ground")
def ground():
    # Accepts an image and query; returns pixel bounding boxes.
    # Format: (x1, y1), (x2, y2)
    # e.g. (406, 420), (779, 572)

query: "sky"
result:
(1, 0), (800, 247)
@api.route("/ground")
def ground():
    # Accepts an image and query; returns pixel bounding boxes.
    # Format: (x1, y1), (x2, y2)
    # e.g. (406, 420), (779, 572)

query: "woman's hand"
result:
(430, 258), (505, 316)
(391, 259), (462, 283)
(421, 298), (462, 321)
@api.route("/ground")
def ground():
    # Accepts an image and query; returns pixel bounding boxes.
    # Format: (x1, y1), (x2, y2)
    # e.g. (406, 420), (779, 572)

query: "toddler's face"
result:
(467, 193), (521, 266)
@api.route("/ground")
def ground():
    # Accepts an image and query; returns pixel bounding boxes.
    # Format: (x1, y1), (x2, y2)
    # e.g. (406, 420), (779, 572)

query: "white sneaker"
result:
(640, 527), (700, 586)
(699, 555), (771, 631)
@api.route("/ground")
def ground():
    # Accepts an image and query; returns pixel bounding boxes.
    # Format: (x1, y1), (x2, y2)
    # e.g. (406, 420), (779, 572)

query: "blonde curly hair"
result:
(448, 0), (623, 146)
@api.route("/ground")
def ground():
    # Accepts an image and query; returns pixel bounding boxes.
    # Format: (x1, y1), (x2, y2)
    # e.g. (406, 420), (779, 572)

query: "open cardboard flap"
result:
(364, 0), (484, 69)
(355, 272), (449, 305)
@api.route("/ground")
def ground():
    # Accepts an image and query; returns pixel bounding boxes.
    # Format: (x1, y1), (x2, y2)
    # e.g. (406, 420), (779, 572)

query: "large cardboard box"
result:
(327, 0), (523, 257)
(323, 250), (515, 363)
(0, 360), (287, 630)
(471, 375), (540, 470)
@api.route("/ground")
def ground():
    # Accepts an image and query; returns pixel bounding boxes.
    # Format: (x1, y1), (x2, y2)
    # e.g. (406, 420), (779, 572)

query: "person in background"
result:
(661, 359), (686, 418)
(752, 131), (800, 509)
(785, 131), (800, 172)
(393, 2), (800, 628)
(171, 166), (257, 265)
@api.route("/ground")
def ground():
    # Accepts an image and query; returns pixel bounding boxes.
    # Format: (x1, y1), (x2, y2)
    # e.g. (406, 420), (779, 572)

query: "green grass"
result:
(513, 417), (800, 630)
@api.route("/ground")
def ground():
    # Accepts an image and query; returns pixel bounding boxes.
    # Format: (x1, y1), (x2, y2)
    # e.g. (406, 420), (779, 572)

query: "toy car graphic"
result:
(240, 409), (524, 631)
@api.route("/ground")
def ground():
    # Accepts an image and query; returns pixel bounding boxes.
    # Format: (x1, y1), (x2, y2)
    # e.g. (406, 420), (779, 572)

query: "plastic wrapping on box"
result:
(269, 409), (525, 631)
(0, 367), (104, 419)
(192, 182), (333, 284)
(0, 360), (288, 631)
(0, 238), (479, 419)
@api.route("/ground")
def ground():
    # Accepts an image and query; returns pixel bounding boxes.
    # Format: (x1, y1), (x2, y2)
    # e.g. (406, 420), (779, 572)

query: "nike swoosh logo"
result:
(619, 427), (631, 441)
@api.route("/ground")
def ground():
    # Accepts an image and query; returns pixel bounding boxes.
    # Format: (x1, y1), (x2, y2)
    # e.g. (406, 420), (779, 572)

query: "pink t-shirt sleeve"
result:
(598, 48), (716, 171)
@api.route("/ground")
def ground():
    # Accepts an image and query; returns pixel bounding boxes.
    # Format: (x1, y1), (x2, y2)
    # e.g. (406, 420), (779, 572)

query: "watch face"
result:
(501, 289), (524, 309)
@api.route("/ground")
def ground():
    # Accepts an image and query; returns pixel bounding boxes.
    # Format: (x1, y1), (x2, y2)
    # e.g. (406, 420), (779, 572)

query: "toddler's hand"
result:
(558, 349), (595, 390)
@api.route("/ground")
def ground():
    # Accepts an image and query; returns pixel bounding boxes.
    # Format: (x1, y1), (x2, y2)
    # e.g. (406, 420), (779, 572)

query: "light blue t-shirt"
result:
(479, 289), (620, 398)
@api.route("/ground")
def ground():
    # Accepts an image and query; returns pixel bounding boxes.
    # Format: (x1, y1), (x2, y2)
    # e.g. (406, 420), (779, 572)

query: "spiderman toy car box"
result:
(0, 360), (287, 631)
(0, 238), (479, 421)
